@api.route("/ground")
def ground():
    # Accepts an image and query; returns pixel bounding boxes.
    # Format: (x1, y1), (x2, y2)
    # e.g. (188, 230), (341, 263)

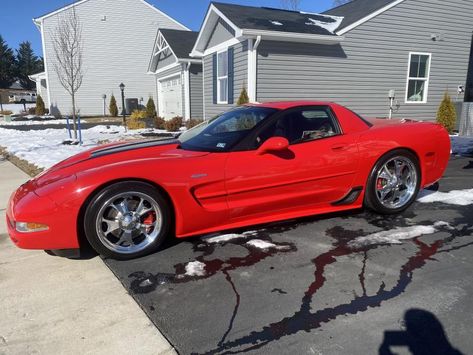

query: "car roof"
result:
(247, 101), (335, 110)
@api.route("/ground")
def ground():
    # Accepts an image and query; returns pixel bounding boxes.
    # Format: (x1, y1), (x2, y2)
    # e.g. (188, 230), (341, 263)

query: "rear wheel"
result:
(84, 181), (171, 260)
(365, 150), (421, 214)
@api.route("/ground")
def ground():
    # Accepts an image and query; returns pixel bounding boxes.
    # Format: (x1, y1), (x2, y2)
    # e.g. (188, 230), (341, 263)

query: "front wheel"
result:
(365, 150), (421, 215)
(84, 181), (171, 260)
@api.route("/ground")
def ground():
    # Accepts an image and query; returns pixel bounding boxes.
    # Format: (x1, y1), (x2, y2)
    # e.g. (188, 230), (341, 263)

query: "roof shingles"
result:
(212, 2), (343, 36)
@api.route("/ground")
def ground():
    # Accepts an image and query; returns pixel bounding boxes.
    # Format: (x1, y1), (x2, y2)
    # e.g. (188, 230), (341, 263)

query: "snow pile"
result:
(203, 231), (258, 244)
(304, 14), (344, 33)
(0, 125), (168, 170)
(348, 221), (450, 249)
(185, 261), (206, 277)
(417, 188), (473, 206)
(451, 136), (473, 156)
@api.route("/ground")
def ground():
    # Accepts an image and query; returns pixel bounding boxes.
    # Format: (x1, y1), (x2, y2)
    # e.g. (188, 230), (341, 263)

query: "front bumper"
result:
(6, 181), (80, 250)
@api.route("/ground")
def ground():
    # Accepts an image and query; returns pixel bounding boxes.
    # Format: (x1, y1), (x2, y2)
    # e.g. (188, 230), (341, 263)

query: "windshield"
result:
(178, 106), (278, 152)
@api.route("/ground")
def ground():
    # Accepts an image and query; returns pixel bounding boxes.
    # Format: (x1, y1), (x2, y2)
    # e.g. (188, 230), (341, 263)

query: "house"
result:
(31, 0), (188, 117)
(191, 0), (473, 120)
(148, 29), (203, 119)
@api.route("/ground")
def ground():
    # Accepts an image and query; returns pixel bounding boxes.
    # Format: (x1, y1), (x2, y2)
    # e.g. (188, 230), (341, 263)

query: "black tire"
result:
(84, 181), (171, 260)
(364, 149), (421, 215)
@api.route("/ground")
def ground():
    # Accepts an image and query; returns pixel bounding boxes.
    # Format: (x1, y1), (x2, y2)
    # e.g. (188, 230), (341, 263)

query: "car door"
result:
(224, 105), (360, 221)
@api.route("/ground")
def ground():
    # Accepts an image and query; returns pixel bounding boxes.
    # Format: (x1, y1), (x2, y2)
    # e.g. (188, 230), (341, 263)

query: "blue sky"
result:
(0, 0), (334, 57)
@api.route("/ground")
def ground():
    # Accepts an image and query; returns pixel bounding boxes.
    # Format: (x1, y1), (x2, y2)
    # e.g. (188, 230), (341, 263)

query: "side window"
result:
(256, 106), (340, 146)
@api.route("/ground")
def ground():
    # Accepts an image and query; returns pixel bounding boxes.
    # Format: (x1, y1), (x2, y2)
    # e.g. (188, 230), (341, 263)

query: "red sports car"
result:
(6, 102), (450, 259)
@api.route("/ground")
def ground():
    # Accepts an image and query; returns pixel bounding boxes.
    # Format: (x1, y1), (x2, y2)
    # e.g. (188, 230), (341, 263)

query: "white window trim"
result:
(216, 49), (229, 105)
(405, 52), (432, 104)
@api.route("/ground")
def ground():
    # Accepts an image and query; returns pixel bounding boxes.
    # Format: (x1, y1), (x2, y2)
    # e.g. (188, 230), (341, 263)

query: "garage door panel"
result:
(160, 75), (183, 119)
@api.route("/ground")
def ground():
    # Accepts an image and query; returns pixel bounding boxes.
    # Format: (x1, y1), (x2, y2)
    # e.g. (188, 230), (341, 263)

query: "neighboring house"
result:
(191, 0), (473, 120)
(148, 29), (203, 119)
(0, 81), (36, 105)
(31, 0), (188, 117)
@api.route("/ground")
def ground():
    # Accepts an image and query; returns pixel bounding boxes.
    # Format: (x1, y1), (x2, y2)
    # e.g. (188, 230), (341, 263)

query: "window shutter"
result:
(212, 53), (217, 105)
(227, 47), (234, 104)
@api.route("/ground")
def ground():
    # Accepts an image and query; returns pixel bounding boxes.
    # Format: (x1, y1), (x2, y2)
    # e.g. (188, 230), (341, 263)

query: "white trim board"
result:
(139, 0), (189, 31)
(336, 0), (406, 35)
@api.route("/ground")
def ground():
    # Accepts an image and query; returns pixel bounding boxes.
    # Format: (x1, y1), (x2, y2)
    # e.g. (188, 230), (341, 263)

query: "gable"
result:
(34, 0), (188, 31)
(205, 19), (236, 51)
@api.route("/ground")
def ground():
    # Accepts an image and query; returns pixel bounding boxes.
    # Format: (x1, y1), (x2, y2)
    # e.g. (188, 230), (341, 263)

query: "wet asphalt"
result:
(105, 157), (473, 355)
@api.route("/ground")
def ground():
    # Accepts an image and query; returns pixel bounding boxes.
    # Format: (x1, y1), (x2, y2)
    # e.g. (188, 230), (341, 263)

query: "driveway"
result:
(105, 157), (473, 355)
(0, 157), (175, 355)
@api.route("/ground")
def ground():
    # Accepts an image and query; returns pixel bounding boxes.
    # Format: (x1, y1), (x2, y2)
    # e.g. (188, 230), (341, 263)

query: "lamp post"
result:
(101, 94), (107, 117)
(119, 83), (127, 131)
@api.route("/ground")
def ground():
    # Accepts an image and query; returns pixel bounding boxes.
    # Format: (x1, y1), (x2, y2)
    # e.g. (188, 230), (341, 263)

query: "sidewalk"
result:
(0, 158), (176, 355)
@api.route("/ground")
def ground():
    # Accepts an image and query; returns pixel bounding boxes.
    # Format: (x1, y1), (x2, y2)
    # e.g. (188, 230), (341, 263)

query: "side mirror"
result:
(257, 137), (290, 155)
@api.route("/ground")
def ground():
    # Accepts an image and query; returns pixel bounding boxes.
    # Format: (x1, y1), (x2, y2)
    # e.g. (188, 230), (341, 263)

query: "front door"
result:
(224, 106), (359, 222)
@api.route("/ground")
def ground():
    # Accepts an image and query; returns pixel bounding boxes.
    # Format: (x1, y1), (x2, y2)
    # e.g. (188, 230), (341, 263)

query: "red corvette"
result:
(6, 102), (450, 259)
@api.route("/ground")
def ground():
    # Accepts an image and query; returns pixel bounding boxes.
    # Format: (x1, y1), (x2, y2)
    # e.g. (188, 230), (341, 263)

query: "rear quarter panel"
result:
(357, 122), (450, 188)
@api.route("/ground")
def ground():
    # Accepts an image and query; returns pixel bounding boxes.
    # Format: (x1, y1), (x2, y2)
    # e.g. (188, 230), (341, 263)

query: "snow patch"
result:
(203, 231), (258, 244)
(269, 20), (283, 26)
(304, 15), (344, 33)
(0, 119), (68, 126)
(348, 222), (451, 249)
(0, 103), (35, 115)
(185, 261), (206, 277)
(417, 188), (473, 206)
(0, 125), (169, 169)
(246, 239), (277, 250)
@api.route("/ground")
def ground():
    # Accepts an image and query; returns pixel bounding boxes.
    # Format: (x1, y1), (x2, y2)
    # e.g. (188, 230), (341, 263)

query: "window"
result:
(179, 106), (278, 152)
(255, 106), (340, 147)
(406, 53), (431, 103)
(217, 50), (228, 104)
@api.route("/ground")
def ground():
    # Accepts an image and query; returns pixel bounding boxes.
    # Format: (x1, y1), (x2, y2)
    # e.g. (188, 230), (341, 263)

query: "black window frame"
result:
(233, 105), (343, 152)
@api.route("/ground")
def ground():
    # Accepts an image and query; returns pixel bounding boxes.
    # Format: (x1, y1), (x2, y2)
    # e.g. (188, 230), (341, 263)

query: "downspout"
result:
(184, 62), (191, 120)
(249, 35), (261, 103)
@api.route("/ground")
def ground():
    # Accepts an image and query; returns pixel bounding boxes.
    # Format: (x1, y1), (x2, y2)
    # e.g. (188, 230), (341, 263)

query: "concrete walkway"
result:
(0, 158), (176, 355)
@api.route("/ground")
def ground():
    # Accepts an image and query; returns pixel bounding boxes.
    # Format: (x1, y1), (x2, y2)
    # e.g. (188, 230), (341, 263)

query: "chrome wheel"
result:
(375, 156), (418, 209)
(95, 192), (163, 254)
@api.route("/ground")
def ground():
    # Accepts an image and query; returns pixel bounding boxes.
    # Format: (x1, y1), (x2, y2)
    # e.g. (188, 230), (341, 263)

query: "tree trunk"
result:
(72, 93), (78, 140)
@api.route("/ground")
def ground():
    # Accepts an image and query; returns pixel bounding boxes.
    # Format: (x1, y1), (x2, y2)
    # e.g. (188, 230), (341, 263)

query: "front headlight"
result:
(15, 222), (49, 233)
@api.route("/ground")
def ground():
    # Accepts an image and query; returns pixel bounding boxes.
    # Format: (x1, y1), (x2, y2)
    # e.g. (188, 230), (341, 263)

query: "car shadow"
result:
(379, 309), (463, 355)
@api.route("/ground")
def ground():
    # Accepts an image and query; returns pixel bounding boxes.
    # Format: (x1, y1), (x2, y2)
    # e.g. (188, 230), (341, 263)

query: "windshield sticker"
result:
(217, 143), (227, 148)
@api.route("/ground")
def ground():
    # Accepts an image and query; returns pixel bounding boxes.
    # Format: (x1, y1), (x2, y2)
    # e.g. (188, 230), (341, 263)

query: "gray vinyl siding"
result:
(155, 64), (184, 118)
(41, 0), (186, 116)
(257, 0), (473, 120)
(203, 41), (248, 118)
(205, 19), (235, 50)
(189, 64), (204, 118)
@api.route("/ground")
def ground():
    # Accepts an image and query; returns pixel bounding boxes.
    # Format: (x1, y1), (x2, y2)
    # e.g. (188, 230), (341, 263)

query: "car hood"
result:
(33, 138), (210, 189)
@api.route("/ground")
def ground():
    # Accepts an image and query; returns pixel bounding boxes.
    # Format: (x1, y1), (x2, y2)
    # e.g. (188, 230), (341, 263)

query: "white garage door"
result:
(159, 75), (182, 119)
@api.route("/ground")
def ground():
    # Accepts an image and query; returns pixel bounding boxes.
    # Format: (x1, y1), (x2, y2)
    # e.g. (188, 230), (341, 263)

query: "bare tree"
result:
(52, 7), (83, 140)
(333, 0), (352, 6)
(281, 0), (301, 11)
